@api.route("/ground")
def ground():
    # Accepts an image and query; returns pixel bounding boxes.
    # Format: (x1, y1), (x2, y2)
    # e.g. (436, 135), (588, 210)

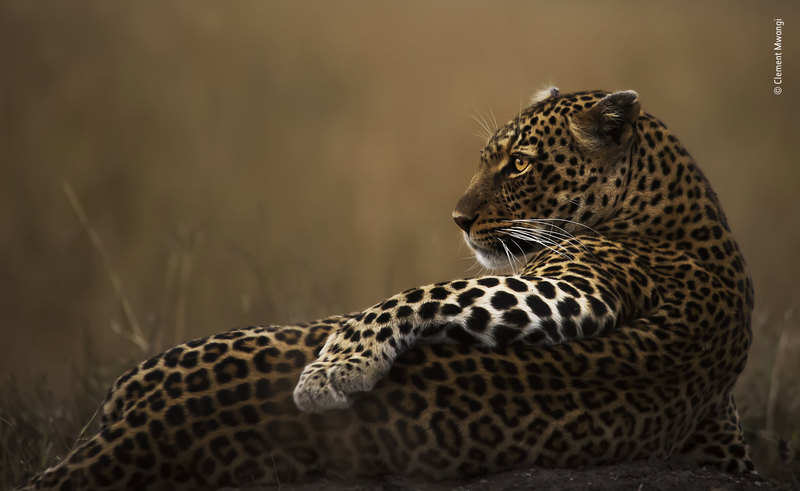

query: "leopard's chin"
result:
(463, 234), (539, 272)
(473, 247), (514, 271)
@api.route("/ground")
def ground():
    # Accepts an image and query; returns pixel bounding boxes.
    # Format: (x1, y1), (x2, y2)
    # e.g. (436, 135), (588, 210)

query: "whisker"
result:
(503, 218), (598, 255)
(491, 231), (525, 273)
(504, 224), (581, 246)
(504, 226), (588, 254)
(504, 247), (514, 272)
(490, 231), (513, 272)
(499, 240), (516, 272)
(470, 113), (492, 142)
(506, 229), (586, 258)
(459, 236), (485, 275)
(502, 228), (576, 261)
(504, 230), (568, 251)
(478, 109), (493, 135)
(509, 218), (605, 238)
(502, 230), (573, 261)
(505, 219), (573, 237)
(488, 105), (499, 132)
(505, 226), (574, 241)
(507, 237), (530, 265)
(465, 250), (485, 274)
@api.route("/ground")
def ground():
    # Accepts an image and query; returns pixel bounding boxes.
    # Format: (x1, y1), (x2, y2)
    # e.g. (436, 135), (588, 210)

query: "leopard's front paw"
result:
(293, 357), (388, 413)
(293, 361), (352, 413)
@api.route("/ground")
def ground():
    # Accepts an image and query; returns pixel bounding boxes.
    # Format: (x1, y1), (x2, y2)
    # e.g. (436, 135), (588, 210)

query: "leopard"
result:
(21, 88), (755, 490)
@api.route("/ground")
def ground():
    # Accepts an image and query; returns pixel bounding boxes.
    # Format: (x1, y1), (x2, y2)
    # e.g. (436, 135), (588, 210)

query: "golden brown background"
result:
(1, 0), (798, 463)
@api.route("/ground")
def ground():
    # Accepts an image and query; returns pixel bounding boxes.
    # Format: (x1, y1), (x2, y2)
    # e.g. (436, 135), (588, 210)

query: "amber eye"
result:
(509, 154), (531, 174)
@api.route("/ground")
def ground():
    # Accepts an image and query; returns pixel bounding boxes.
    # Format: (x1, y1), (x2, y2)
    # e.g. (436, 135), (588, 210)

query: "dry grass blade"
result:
(70, 405), (101, 452)
(766, 309), (793, 435)
(175, 246), (194, 345)
(270, 452), (282, 489)
(62, 182), (148, 352)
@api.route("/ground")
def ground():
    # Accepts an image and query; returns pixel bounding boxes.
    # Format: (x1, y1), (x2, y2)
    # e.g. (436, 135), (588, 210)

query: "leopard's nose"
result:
(452, 212), (477, 233)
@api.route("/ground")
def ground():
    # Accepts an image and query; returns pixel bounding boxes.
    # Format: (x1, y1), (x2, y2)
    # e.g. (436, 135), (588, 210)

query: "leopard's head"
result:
(453, 88), (641, 270)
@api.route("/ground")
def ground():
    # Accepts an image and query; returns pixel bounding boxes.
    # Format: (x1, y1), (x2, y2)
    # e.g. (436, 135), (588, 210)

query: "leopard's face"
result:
(453, 89), (641, 270)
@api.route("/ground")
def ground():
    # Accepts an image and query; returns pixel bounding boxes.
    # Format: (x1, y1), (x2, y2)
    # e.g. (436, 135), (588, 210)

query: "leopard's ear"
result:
(570, 90), (640, 152)
(530, 86), (560, 105)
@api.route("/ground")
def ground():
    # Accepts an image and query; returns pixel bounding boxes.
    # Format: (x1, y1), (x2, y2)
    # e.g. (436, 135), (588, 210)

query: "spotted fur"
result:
(21, 89), (754, 490)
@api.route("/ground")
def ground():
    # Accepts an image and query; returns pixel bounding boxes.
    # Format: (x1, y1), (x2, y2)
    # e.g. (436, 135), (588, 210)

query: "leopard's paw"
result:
(293, 357), (387, 413)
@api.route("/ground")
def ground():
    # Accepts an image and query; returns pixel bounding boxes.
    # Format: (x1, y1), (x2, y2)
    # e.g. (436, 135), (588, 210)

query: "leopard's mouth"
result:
(463, 232), (542, 271)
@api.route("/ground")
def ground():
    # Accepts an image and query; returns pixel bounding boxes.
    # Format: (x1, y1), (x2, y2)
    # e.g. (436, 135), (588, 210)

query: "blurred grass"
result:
(1, 0), (799, 487)
(0, 335), (132, 487)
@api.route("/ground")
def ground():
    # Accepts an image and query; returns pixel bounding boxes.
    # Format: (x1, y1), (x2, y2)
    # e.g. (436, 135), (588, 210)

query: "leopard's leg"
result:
(294, 241), (658, 413)
(294, 274), (617, 412)
(675, 392), (756, 473)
